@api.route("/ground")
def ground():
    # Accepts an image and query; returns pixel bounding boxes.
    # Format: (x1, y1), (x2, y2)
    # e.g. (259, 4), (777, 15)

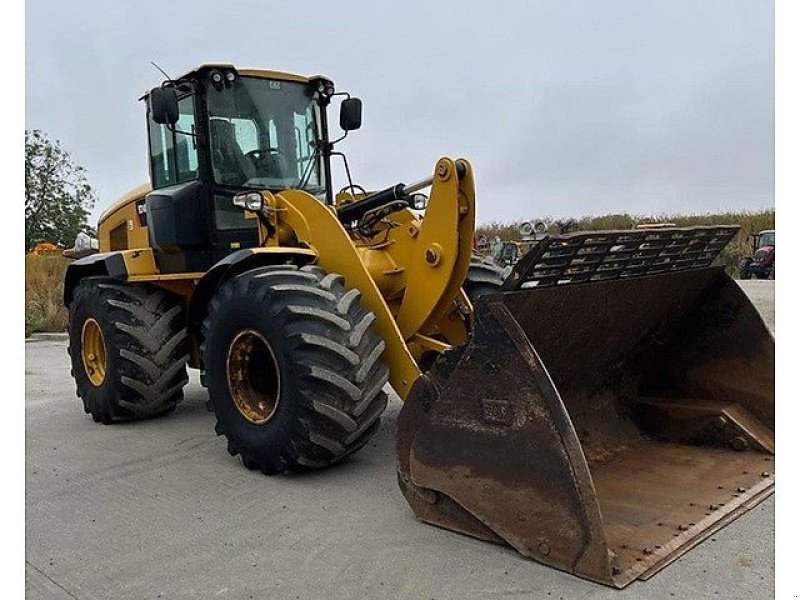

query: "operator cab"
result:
(756, 229), (775, 248)
(143, 64), (361, 273)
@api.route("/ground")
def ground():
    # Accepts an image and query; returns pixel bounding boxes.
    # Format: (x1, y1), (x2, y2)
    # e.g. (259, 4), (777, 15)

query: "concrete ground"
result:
(26, 281), (775, 600)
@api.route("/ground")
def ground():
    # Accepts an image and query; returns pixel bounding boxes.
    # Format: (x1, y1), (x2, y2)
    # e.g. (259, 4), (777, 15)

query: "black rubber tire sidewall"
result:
(203, 290), (304, 466)
(68, 277), (189, 423)
(68, 279), (128, 422)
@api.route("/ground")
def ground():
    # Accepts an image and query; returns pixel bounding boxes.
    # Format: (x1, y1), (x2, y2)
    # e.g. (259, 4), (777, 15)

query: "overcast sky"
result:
(26, 0), (773, 224)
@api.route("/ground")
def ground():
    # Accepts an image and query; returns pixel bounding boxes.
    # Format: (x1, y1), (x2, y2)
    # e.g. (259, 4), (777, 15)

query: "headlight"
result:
(232, 192), (264, 211)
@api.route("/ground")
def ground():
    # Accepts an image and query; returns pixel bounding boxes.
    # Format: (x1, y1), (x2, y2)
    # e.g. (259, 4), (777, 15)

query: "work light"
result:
(232, 192), (263, 211)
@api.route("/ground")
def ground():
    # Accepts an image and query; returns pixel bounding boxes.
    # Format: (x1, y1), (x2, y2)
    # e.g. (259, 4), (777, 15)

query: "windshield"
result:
(758, 231), (775, 247)
(206, 77), (324, 192)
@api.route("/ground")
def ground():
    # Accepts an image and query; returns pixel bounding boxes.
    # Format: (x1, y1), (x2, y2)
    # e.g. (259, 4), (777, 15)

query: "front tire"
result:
(68, 278), (189, 423)
(202, 265), (390, 474)
(463, 257), (506, 304)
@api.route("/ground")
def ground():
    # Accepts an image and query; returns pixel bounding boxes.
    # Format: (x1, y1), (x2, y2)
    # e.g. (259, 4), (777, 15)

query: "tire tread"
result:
(68, 277), (189, 422)
(203, 265), (390, 473)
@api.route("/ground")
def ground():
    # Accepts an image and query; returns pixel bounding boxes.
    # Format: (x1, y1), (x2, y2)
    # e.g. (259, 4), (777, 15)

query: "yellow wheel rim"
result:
(81, 318), (107, 386)
(226, 329), (281, 425)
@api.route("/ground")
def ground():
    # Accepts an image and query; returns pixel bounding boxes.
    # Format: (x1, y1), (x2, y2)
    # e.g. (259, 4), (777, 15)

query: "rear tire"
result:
(68, 278), (189, 423)
(201, 265), (390, 474)
(463, 257), (506, 304)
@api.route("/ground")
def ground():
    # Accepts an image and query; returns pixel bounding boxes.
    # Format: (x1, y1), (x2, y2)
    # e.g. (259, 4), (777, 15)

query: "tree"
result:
(25, 129), (96, 250)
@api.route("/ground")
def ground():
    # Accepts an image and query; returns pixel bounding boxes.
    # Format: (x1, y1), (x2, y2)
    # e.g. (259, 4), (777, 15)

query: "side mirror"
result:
(339, 97), (362, 131)
(149, 87), (179, 125)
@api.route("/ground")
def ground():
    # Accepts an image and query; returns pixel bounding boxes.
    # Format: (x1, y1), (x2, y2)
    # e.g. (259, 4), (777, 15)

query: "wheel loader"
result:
(64, 64), (774, 588)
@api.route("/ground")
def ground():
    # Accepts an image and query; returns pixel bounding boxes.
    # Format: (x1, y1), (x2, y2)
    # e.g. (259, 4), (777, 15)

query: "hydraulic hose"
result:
(337, 162), (466, 224)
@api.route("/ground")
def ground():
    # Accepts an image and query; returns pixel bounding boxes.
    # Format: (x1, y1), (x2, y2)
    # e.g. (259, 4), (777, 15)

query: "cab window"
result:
(148, 94), (199, 188)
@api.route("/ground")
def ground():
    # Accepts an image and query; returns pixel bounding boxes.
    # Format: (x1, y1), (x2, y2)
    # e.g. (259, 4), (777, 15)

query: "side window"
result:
(148, 94), (199, 189)
(294, 111), (316, 170)
(148, 117), (174, 188)
(175, 96), (199, 182)
(294, 107), (318, 181)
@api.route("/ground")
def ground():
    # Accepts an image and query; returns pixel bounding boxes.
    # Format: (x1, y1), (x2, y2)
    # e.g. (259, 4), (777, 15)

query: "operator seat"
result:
(210, 119), (255, 185)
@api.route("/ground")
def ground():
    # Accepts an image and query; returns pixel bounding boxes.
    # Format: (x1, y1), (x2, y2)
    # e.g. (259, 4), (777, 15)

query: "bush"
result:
(477, 209), (775, 275)
(25, 253), (69, 336)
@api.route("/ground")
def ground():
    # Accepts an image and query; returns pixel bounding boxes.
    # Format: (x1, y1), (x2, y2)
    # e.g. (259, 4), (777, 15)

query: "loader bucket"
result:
(397, 226), (774, 588)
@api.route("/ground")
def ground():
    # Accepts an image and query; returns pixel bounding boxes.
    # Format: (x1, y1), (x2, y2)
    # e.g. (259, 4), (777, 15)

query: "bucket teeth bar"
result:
(502, 225), (740, 290)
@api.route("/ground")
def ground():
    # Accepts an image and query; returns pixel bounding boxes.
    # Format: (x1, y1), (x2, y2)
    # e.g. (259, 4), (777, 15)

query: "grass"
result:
(476, 209), (775, 274)
(25, 253), (69, 337)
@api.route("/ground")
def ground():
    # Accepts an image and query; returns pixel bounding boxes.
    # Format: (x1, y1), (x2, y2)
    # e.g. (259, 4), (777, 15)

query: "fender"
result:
(63, 247), (165, 304)
(63, 252), (128, 305)
(187, 246), (317, 335)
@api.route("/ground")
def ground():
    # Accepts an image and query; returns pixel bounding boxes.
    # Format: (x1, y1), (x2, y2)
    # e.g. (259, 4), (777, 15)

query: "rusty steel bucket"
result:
(397, 226), (774, 588)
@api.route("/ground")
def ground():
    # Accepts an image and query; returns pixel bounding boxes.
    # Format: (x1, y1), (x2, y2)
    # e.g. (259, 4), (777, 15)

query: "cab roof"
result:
(142, 64), (330, 98)
(174, 63), (318, 83)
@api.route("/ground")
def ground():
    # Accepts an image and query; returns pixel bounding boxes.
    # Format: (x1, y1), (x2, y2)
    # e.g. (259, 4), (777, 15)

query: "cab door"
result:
(145, 90), (213, 273)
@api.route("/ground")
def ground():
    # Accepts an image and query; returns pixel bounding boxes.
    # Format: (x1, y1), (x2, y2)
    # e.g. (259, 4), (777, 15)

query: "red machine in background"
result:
(739, 229), (775, 279)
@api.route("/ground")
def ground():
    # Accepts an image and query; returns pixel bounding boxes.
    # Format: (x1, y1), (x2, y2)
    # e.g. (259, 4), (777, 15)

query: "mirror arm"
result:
(330, 130), (348, 146)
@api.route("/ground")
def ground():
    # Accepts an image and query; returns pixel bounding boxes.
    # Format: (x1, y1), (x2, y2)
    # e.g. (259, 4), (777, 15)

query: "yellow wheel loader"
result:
(64, 64), (774, 588)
